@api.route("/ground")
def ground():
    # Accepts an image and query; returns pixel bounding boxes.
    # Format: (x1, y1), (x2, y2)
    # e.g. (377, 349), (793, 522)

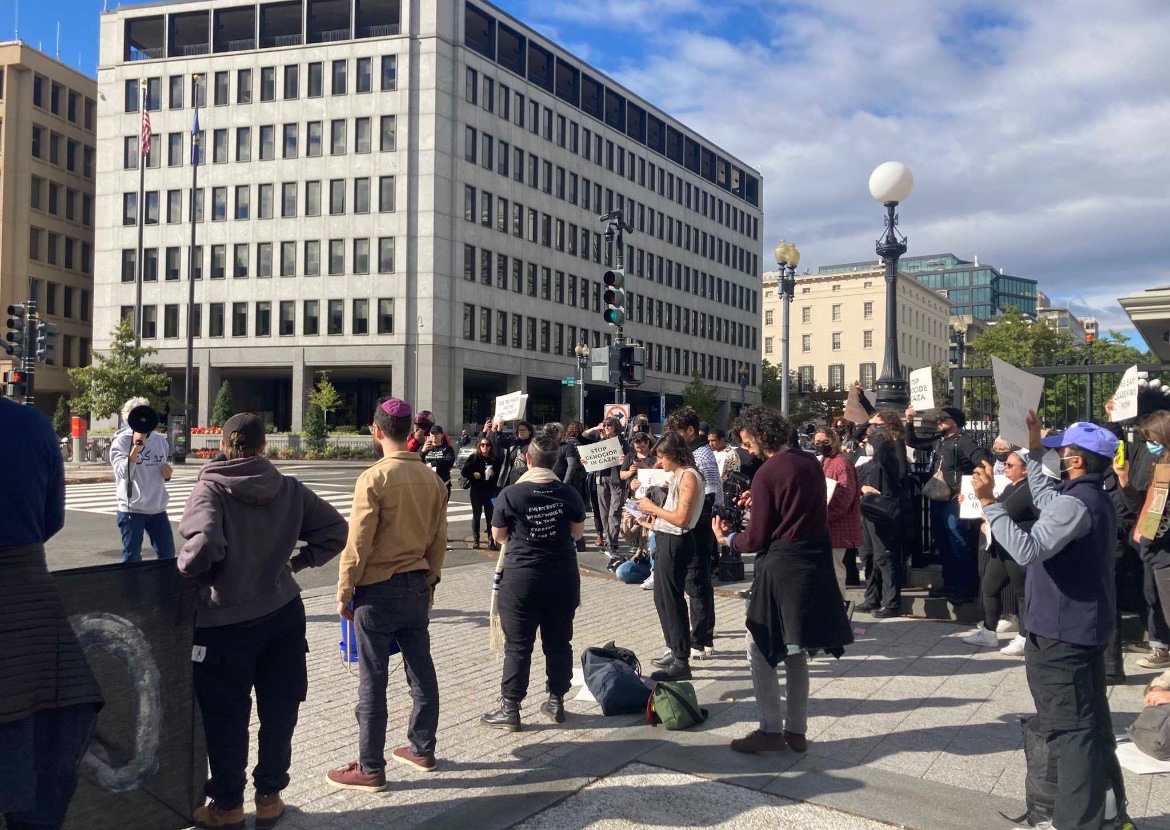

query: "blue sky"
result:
(11, 0), (1169, 348)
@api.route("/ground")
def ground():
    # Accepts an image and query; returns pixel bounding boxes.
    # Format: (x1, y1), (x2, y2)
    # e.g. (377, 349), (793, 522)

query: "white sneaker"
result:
(996, 617), (1019, 634)
(1001, 634), (1026, 656)
(961, 624), (998, 648)
(690, 646), (715, 661)
(641, 573), (655, 591)
(1013, 823), (1052, 830)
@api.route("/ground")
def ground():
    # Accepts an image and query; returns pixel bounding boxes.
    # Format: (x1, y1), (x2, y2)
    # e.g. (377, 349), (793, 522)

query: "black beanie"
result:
(941, 406), (967, 428)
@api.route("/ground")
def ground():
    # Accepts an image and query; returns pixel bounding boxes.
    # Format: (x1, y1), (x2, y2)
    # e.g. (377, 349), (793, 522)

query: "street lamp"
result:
(574, 342), (590, 422)
(868, 161), (914, 409)
(738, 367), (749, 412)
(774, 239), (800, 418)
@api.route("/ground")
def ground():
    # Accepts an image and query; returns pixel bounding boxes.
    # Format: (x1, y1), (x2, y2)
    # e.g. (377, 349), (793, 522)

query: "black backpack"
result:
(580, 642), (649, 716)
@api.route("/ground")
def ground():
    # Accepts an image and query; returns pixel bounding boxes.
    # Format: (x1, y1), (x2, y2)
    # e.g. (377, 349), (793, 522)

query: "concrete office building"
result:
(762, 265), (949, 393)
(0, 43), (97, 415)
(94, 0), (763, 431)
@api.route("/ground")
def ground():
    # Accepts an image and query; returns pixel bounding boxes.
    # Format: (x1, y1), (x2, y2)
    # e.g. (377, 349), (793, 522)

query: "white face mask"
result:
(864, 443), (876, 457)
(1041, 449), (1062, 480)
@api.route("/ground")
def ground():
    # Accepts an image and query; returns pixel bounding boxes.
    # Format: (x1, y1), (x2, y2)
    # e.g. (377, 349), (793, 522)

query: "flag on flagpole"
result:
(191, 98), (201, 167)
(140, 87), (152, 158)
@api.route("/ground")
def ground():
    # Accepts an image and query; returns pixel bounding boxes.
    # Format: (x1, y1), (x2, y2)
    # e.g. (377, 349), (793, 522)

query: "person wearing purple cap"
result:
(972, 413), (1131, 830)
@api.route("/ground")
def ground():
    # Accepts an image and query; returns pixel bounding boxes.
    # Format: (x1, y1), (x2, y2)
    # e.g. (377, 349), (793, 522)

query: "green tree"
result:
(52, 396), (72, 438)
(562, 394), (578, 422)
(760, 360), (784, 410)
(210, 380), (234, 428)
(308, 372), (344, 428)
(67, 318), (170, 422)
(931, 361), (952, 407)
(681, 373), (720, 425)
(789, 387), (840, 431)
(303, 403), (328, 452)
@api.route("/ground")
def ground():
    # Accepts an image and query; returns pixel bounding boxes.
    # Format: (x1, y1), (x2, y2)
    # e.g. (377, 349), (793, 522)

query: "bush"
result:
(331, 425), (361, 434)
(303, 404), (327, 452)
(52, 397), (72, 439)
(210, 381), (234, 428)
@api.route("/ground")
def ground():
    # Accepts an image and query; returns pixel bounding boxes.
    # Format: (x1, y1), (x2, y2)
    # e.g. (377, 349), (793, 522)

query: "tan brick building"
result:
(0, 43), (97, 414)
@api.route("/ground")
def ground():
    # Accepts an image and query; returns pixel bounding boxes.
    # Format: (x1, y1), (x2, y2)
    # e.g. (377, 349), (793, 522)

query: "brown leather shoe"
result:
(325, 761), (387, 792)
(255, 793), (285, 830)
(730, 730), (787, 754)
(392, 745), (437, 772)
(784, 730), (808, 753)
(192, 801), (245, 830)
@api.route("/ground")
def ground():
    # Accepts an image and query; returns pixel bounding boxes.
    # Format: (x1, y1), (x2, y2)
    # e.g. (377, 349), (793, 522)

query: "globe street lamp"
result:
(774, 240), (800, 418)
(574, 342), (590, 421)
(868, 162), (914, 409)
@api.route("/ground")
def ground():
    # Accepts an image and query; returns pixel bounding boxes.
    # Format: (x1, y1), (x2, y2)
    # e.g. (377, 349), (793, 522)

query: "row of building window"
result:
(123, 56), (399, 112)
(30, 176), (95, 229)
(30, 125), (95, 179)
(119, 237), (396, 282)
(789, 364), (879, 393)
(28, 280), (92, 324)
(121, 298), (395, 339)
(23, 71), (97, 132)
(28, 227), (93, 275)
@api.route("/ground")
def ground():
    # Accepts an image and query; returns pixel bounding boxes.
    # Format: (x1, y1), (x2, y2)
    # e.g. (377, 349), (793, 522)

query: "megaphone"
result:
(126, 404), (160, 434)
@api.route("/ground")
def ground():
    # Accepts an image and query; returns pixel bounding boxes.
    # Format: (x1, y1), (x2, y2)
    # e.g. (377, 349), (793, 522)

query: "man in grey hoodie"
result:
(178, 413), (347, 830)
(109, 396), (175, 563)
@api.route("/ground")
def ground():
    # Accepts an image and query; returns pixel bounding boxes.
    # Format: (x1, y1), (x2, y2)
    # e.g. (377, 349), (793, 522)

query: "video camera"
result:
(713, 471), (751, 532)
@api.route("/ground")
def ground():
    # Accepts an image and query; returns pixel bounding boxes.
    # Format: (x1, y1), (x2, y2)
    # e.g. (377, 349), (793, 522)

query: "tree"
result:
(789, 387), (840, 431)
(210, 380), (234, 428)
(681, 373), (719, 425)
(303, 403), (328, 452)
(308, 372), (343, 428)
(562, 394), (578, 422)
(931, 361), (952, 407)
(52, 396), (72, 438)
(760, 360), (784, 410)
(67, 318), (170, 422)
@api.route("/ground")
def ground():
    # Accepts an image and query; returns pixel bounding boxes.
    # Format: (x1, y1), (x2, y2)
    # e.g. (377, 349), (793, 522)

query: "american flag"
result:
(140, 91), (152, 158)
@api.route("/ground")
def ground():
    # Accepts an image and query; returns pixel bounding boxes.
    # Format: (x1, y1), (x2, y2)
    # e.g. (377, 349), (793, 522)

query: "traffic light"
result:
(602, 268), (626, 327)
(607, 344), (622, 385)
(621, 345), (645, 387)
(4, 369), (28, 400)
(36, 320), (56, 364)
(6, 304), (27, 358)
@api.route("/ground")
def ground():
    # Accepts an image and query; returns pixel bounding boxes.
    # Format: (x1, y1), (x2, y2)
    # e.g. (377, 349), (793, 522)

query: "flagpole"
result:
(134, 78), (147, 364)
(180, 74), (201, 464)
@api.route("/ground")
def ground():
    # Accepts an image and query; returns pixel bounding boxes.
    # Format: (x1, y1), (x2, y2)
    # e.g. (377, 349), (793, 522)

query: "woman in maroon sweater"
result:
(816, 427), (862, 596)
(714, 407), (853, 755)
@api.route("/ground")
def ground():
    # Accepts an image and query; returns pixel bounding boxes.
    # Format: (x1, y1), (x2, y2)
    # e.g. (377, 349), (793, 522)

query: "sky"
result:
(10, 0), (1170, 347)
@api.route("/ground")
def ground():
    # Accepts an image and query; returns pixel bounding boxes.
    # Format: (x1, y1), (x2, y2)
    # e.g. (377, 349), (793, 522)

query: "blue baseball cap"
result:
(1041, 422), (1119, 458)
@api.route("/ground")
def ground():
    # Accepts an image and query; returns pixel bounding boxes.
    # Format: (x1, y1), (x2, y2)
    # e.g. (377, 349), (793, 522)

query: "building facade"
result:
(95, 0), (763, 431)
(0, 43), (97, 415)
(761, 266), (949, 393)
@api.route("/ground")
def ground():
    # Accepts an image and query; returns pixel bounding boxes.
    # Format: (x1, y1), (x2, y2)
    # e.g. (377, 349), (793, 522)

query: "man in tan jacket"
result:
(326, 398), (448, 793)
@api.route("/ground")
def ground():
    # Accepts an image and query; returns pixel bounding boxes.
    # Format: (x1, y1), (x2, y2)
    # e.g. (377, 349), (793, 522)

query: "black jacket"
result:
(420, 444), (456, 483)
(859, 434), (911, 503)
(461, 451), (501, 493)
(988, 480), (1038, 560)
(906, 426), (989, 490)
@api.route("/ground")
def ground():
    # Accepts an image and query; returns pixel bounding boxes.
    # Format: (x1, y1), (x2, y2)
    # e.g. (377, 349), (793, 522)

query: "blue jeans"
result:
(930, 499), (977, 597)
(116, 511), (176, 563)
(0, 703), (98, 830)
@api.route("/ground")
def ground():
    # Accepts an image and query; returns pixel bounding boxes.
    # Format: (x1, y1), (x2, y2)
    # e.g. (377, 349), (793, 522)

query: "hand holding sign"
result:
(494, 391), (528, 422)
(909, 367), (935, 411)
(578, 438), (625, 472)
(992, 357), (1044, 450)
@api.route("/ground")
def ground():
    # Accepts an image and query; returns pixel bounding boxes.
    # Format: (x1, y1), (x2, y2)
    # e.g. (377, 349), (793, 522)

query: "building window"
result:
(279, 301), (295, 336)
(356, 57), (372, 93)
(305, 241), (320, 276)
(379, 115), (396, 151)
(381, 55), (398, 90)
(377, 299), (395, 334)
(303, 300), (319, 336)
(232, 302), (248, 337)
(283, 65), (299, 99)
(305, 180), (321, 215)
(863, 300), (874, 319)
(798, 366), (814, 392)
(214, 71), (230, 105)
(233, 244), (249, 278)
(256, 302), (271, 337)
(328, 300), (344, 335)
(234, 185), (250, 220)
(863, 330), (873, 349)
(331, 59), (347, 95)
(379, 176), (395, 212)
(307, 121), (322, 156)
(210, 303), (225, 337)
(378, 238), (395, 273)
(281, 241), (296, 277)
(164, 304), (179, 338)
(281, 183), (296, 217)
(328, 240), (344, 275)
(764, 337), (773, 354)
(260, 66), (276, 101)
(832, 332), (842, 350)
(283, 123), (298, 158)
(257, 243), (273, 278)
(355, 117), (371, 153)
(860, 363), (877, 389)
(330, 119), (346, 155)
(828, 364), (845, 391)
(354, 178), (370, 213)
(802, 334), (811, 352)
(764, 309), (773, 326)
(307, 63), (322, 97)
(832, 304), (841, 322)
(141, 305), (158, 339)
(329, 179), (345, 214)
(353, 299), (369, 335)
(236, 69), (252, 103)
(259, 125), (275, 159)
(353, 238), (369, 274)
(210, 245), (226, 278)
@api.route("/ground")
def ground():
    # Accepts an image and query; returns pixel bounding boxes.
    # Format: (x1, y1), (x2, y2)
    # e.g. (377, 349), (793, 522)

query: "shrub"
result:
(210, 381), (234, 428)
(303, 404), (327, 452)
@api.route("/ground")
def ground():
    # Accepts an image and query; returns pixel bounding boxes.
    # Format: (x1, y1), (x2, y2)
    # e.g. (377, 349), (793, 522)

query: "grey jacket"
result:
(178, 456), (347, 627)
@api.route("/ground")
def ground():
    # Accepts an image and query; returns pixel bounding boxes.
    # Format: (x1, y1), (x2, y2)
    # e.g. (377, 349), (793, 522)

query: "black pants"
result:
(470, 487), (495, 539)
(1025, 634), (1127, 830)
(654, 531), (695, 660)
(981, 553), (1027, 634)
(686, 510), (717, 649)
(1145, 563), (1170, 645)
(499, 564), (580, 701)
(861, 517), (902, 610)
(587, 473), (603, 537)
(192, 596), (308, 809)
(354, 572), (439, 774)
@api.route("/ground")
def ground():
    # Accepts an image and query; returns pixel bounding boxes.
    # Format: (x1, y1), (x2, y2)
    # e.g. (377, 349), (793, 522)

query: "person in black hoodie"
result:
(855, 409), (912, 618)
(420, 425), (456, 498)
(178, 413), (348, 830)
(461, 436), (501, 550)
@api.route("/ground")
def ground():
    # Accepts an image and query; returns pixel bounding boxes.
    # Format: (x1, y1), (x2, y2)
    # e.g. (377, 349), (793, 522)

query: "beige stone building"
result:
(0, 43), (97, 414)
(762, 265), (950, 393)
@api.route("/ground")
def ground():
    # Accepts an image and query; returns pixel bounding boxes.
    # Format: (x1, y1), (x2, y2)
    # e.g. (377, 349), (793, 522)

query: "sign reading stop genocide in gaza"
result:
(578, 437), (625, 472)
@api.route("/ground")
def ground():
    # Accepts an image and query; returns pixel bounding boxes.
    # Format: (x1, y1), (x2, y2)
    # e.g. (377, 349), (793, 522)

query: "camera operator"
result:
(109, 396), (175, 563)
(714, 407), (853, 755)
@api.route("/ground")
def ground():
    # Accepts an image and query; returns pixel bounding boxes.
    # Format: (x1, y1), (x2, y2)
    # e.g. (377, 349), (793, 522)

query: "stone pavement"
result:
(206, 560), (1169, 830)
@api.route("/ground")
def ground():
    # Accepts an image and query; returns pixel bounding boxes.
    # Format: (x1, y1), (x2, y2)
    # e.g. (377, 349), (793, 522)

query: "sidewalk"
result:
(212, 561), (1167, 830)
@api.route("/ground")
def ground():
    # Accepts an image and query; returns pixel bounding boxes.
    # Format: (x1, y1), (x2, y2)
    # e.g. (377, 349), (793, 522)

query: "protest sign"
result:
(579, 437), (625, 472)
(844, 386), (869, 425)
(959, 474), (1012, 520)
(494, 391), (527, 421)
(638, 468), (671, 489)
(909, 366), (936, 411)
(992, 357), (1044, 449)
(1111, 365), (1140, 422)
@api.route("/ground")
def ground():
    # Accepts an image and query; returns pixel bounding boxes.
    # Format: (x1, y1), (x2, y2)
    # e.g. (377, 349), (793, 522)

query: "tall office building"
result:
(0, 43), (97, 414)
(95, 0), (763, 430)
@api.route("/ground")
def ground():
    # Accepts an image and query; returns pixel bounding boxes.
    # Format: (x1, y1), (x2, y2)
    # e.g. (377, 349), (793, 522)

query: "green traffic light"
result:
(603, 308), (625, 326)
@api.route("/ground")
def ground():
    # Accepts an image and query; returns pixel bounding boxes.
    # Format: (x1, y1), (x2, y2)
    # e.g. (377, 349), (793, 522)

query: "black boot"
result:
(650, 658), (692, 681)
(540, 693), (565, 724)
(481, 699), (521, 732)
(472, 535), (482, 550)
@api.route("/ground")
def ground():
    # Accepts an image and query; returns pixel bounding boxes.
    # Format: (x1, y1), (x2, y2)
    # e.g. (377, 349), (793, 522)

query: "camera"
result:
(713, 471), (751, 532)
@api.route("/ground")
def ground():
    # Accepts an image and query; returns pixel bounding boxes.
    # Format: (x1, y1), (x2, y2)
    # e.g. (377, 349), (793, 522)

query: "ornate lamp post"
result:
(868, 162), (915, 409)
(774, 240), (800, 417)
(738, 367), (749, 412)
(574, 342), (590, 421)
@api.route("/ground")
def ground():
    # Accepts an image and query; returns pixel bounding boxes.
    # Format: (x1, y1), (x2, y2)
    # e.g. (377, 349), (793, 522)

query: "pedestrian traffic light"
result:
(36, 320), (56, 364)
(621, 345), (645, 386)
(602, 268), (626, 327)
(4, 370), (28, 400)
(6, 304), (27, 358)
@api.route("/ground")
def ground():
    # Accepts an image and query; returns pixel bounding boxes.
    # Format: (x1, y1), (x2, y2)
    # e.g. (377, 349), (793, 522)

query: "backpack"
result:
(646, 681), (708, 730)
(1128, 705), (1170, 761)
(580, 644), (649, 716)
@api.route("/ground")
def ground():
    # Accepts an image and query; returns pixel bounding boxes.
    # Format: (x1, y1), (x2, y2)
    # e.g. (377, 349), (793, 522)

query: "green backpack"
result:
(646, 681), (708, 730)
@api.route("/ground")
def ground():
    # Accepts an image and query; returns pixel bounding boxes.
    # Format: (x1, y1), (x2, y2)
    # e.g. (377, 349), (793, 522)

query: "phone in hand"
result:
(1115, 440), (1126, 468)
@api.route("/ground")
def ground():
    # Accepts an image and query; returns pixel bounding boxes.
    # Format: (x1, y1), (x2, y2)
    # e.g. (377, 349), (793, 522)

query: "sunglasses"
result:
(479, 442), (492, 447)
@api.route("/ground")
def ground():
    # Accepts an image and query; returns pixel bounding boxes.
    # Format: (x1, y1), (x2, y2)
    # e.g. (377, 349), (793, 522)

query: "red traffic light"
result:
(10, 371), (25, 382)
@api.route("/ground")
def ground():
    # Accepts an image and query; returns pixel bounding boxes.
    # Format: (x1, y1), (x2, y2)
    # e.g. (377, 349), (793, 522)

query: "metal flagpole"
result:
(180, 75), (201, 463)
(134, 78), (150, 363)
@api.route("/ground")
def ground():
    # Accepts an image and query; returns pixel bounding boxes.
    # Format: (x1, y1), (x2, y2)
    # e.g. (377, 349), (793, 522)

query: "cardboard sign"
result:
(992, 357), (1044, 449)
(1111, 365), (1140, 422)
(825, 477), (838, 504)
(959, 474), (1012, 519)
(844, 386), (869, 425)
(579, 437), (625, 472)
(1137, 464), (1170, 541)
(909, 366), (936, 411)
(494, 391), (528, 421)
(604, 404), (631, 427)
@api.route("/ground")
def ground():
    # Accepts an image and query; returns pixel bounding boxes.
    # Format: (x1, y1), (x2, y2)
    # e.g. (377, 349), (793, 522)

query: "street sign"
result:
(604, 403), (630, 426)
(562, 377), (577, 387)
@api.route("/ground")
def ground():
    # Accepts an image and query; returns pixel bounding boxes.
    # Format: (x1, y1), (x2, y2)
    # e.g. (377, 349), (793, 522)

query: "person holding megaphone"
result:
(109, 396), (175, 563)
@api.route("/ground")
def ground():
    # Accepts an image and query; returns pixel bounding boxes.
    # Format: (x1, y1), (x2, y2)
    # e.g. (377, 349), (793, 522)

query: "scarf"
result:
(488, 467), (561, 656)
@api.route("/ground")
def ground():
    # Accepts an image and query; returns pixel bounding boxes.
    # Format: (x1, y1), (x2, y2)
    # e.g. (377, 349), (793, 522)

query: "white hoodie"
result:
(110, 428), (170, 514)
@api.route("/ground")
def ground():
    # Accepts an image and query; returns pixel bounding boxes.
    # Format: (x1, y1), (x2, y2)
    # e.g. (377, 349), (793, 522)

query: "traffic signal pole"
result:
(601, 209), (633, 406)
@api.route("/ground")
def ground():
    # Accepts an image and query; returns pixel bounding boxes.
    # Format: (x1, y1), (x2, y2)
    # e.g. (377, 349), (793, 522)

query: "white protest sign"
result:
(494, 391), (528, 421)
(604, 403), (631, 427)
(579, 437), (625, 472)
(959, 474), (1012, 520)
(1111, 365), (1140, 422)
(638, 468), (671, 489)
(992, 357), (1044, 449)
(825, 477), (838, 504)
(909, 366), (936, 411)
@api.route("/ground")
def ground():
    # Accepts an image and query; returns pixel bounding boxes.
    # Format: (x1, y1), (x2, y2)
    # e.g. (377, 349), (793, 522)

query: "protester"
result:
(815, 427), (861, 598)
(459, 429), (472, 448)
(497, 420), (534, 487)
(991, 436), (1014, 476)
(635, 432), (704, 680)
(963, 450), (1035, 654)
(407, 410), (436, 452)
(481, 434), (586, 731)
(461, 436), (501, 550)
(709, 428), (741, 481)
(856, 410), (913, 618)
(560, 421), (588, 504)
(1146, 670), (1170, 706)
(973, 414), (1131, 830)
(420, 424), (456, 497)
(715, 406), (853, 755)
(327, 398), (448, 792)
(109, 396), (176, 563)
(616, 433), (657, 577)
(581, 418), (628, 566)
(906, 405), (990, 601)
(178, 413), (347, 828)
(0, 397), (103, 830)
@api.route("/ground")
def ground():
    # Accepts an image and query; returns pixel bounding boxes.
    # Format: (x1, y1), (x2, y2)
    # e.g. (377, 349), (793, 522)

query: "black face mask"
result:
(835, 427), (849, 438)
(816, 442), (834, 456)
(993, 451), (1010, 463)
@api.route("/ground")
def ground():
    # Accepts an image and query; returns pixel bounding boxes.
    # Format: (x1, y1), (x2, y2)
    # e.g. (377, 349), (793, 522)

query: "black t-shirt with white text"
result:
(492, 480), (586, 568)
